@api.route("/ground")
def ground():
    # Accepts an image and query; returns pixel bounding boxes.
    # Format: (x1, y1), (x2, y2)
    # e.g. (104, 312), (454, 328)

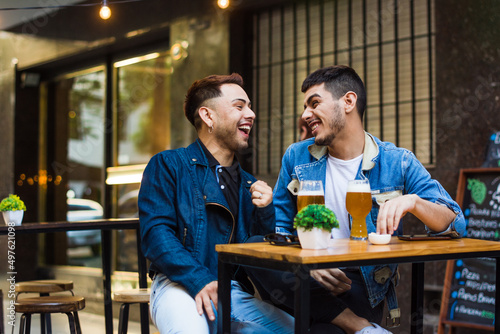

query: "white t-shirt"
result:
(325, 153), (363, 239)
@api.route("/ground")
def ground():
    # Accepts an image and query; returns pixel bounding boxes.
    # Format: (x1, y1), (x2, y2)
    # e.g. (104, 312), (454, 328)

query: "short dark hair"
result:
(301, 65), (367, 119)
(184, 73), (244, 129)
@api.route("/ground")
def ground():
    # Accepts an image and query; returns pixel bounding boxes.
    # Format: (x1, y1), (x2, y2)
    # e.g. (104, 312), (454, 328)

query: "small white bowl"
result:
(368, 232), (391, 245)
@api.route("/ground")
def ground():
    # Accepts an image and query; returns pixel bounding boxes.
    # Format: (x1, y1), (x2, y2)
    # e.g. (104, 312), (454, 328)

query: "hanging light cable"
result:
(99, 0), (111, 20)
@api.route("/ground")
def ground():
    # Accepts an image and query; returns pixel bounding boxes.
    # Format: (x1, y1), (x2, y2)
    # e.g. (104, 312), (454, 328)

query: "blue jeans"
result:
(150, 273), (294, 333)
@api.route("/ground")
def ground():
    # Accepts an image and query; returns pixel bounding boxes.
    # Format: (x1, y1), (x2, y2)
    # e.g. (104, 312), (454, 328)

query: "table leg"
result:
(294, 265), (310, 334)
(136, 229), (150, 334)
(496, 257), (500, 334)
(101, 229), (113, 334)
(218, 258), (232, 334)
(0, 289), (4, 334)
(411, 262), (424, 334)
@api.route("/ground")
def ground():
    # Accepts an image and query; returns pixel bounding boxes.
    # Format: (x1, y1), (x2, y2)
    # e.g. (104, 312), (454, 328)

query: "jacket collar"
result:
(185, 139), (210, 166)
(307, 131), (379, 171)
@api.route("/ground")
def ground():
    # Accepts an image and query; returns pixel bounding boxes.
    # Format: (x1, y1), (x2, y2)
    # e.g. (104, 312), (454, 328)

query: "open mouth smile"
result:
(238, 124), (252, 135)
(307, 119), (321, 133)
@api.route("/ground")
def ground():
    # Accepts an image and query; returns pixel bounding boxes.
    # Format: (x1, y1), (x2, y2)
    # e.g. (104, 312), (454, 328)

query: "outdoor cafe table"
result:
(217, 237), (500, 334)
(0, 218), (148, 334)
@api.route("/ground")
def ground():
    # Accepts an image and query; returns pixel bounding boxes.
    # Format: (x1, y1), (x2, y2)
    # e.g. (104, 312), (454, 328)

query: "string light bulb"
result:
(99, 0), (111, 20)
(217, 0), (230, 9)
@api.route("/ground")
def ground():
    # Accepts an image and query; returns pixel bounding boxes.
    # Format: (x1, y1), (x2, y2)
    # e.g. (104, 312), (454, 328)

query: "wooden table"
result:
(0, 218), (148, 334)
(217, 237), (500, 334)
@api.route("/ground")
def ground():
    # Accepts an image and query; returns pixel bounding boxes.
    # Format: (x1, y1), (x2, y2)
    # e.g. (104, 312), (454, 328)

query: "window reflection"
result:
(54, 68), (106, 267)
(116, 52), (172, 165)
(113, 51), (172, 271)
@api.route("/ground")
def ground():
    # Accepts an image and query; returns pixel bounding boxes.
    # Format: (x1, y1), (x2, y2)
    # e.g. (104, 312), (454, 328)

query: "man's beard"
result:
(214, 128), (249, 153)
(313, 105), (345, 146)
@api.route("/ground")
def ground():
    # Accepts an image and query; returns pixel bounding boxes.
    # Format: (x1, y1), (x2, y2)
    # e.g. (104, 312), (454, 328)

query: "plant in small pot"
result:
(0, 194), (27, 226)
(294, 204), (339, 249)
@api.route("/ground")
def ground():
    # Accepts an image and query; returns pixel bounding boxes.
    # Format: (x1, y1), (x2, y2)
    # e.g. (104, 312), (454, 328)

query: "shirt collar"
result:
(199, 141), (219, 168)
(199, 140), (240, 181)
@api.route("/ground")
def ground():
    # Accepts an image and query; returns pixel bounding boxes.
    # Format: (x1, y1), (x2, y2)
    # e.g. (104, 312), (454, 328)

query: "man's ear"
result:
(343, 91), (358, 115)
(198, 106), (214, 128)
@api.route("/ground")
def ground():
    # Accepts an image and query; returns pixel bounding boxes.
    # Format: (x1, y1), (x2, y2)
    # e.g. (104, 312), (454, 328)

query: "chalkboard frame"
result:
(438, 167), (500, 334)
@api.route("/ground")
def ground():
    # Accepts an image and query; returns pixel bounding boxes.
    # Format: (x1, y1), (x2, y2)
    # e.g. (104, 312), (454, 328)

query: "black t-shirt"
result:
(200, 142), (240, 223)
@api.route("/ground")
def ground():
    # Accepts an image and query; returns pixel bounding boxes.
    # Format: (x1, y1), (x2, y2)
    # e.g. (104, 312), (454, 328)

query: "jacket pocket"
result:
(372, 189), (403, 205)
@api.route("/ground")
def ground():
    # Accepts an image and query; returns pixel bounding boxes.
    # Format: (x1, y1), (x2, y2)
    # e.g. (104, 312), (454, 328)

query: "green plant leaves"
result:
(293, 204), (339, 231)
(0, 194), (27, 212)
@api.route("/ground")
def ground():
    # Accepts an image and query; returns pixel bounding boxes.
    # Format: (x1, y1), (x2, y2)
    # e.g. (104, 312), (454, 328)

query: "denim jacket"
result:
(274, 132), (466, 322)
(139, 139), (275, 298)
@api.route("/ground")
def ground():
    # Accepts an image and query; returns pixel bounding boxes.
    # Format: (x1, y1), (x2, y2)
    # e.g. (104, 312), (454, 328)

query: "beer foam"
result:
(347, 182), (371, 193)
(297, 190), (324, 196)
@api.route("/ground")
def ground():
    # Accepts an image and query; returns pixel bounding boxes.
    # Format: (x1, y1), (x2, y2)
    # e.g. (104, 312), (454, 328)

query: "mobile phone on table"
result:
(397, 234), (452, 241)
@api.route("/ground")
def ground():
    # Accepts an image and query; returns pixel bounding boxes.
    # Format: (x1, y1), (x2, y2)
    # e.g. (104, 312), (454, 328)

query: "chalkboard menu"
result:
(438, 168), (500, 333)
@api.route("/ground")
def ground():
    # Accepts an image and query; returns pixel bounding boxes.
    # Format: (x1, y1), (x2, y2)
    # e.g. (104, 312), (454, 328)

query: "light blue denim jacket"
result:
(274, 132), (466, 322)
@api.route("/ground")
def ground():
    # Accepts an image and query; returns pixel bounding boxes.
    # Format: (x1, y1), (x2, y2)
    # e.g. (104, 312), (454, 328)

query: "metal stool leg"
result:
(40, 313), (46, 334)
(18, 314), (31, 334)
(18, 314), (25, 334)
(39, 293), (51, 334)
(74, 312), (82, 334)
(118, 303), (130, 334)
(65, 313), (76, 334)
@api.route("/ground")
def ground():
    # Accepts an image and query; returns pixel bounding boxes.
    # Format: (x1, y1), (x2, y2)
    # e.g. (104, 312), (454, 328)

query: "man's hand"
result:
(195, 281), (218, 321)
(376, 194), (417, 235)
(377, 194), (457, 235)
(250, 180), (273, 207)
(311, 268), (352, 295)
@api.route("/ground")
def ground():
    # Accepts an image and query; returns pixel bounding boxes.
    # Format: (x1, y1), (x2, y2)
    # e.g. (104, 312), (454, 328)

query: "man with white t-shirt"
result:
(247, 65), (465, 333)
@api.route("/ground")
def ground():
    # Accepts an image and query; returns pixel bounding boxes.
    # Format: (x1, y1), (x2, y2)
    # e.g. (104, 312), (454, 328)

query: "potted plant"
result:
(0, 194), (27, 226)
(294, 204), (339, 249)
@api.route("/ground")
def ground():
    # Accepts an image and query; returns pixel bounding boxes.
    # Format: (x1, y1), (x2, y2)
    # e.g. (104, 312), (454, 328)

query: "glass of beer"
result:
(297, 180), (325, 212)
(346, 179), (372, 240)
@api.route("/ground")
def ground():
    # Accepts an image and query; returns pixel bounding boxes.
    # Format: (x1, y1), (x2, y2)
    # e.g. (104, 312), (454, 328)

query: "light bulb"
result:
(100, 4), (111, 20)
(217, 0), (230, 9)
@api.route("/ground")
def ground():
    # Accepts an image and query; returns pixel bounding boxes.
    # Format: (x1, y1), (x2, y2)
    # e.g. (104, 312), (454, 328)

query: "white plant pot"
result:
(2, 210), (24, 226)
(297, 227), (332, 249)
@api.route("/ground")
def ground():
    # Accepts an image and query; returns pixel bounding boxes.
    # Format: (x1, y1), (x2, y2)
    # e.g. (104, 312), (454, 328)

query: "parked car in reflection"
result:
(67, 198), (103, 251)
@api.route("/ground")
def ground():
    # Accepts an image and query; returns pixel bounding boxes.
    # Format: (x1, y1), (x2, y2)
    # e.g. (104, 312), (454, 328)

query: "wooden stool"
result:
(15, 296), (85, 334)
(15, 280), (74, 297)
(113, 289), (150, 334)
(14, 280), (74, 334)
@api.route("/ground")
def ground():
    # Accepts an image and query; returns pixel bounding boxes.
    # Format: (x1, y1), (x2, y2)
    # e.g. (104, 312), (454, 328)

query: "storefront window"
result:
(116, 52), (173, 166)
(112, 51), (173, 271)
(53, 67), (106, 267)
(48, 51), (175, 270)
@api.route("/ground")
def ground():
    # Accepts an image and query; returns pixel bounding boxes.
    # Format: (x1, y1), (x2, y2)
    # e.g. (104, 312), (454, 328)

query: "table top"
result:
(0, 218), (139, 234)
(216, 237), (500, 266)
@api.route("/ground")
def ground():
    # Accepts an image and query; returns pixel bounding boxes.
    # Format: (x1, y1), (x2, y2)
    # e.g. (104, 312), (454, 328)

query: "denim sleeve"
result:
(138, 153), (216, 298)
(273, 147), (298, 235)
(403, 150), (466, 237)
(253, 202), (276, 236)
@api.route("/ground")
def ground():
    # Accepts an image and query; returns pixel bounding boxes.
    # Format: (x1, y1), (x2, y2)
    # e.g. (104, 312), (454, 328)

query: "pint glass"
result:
(297, 180), (325, 212)
(346, 179), (372, 240)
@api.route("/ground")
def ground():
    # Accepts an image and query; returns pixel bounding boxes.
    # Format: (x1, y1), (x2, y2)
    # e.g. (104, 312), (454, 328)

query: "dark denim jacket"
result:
(274, 132), (466, 320)
(139, 139), (275, 298)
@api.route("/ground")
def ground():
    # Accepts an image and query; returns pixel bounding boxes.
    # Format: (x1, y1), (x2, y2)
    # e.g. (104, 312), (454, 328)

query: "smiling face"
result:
(302, 83), (346, 147)
(210, 83), (255, 153)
